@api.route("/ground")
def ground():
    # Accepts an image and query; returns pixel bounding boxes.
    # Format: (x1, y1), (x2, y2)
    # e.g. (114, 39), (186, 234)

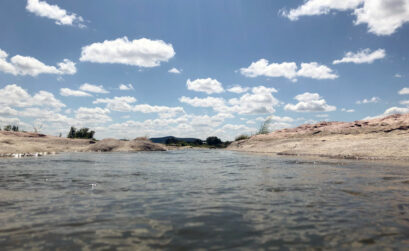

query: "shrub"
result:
(257, 118), (272, 135)
(235, 134), (250, 141)
(3, 125), (19, 132)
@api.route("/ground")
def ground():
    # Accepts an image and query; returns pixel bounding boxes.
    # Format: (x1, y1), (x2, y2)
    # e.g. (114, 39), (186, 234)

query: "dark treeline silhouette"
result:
(67, 127), (95, 139)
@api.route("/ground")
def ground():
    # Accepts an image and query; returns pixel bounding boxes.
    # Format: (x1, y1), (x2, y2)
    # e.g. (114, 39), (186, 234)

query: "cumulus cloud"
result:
(168, 68), (181, 74)
(181, 86), (279, 115)
(26, 0), (85, 28)
(282, 0), (409, 36)
(0, 49), (76, 76)
(179, 96), (226, 109)
(228, 86), (280, 114)
(395, 73), (403, 78)
(0, 107), (19, 117)
(227, 85), (250, 94)
(119, 84), (134, 91)
(0, 84), (65, 110)
(240, 59), (337, 81)
(356, 96), (380, 104)
(341, 108), (355, 112)
(240, 59), (298, 80)
(296, 62), (338, 79)
(132, 104), (185, 118)
(79, 83), (109, 94)
(80, 37), (175, 67)
(186, 78), (224, 94)
(60, 88), (92, 97)
(93, 96), (137, 112)
(333, 48), (386, 64)
(75, 107), (111, 123)
(399, 87), (409, 95)
(284, 92), (336, 112)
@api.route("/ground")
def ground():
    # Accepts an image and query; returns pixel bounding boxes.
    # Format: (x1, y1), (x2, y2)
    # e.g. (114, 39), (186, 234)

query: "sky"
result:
(0, 0), (409, 140)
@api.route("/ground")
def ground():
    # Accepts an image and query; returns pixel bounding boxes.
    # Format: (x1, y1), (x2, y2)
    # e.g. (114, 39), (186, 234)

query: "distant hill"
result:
(150, 136), (203, 144)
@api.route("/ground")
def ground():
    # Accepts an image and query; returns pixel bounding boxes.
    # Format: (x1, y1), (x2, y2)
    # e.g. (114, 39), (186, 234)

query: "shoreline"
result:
(228, 113), (409, 161)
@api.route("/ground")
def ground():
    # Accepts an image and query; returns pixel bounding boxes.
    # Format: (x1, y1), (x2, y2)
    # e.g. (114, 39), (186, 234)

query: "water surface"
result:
(0, 150), (408, 250)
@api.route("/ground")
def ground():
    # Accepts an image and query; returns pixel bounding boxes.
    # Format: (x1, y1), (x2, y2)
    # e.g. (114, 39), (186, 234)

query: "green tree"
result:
(3, 125), (12, 131)
(206, 136), (222, 146)
(67, 126), (76, 138)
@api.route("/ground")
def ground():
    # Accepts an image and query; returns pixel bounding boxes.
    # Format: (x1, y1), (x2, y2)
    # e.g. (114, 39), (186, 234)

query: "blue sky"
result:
(1, 0), (409, 140)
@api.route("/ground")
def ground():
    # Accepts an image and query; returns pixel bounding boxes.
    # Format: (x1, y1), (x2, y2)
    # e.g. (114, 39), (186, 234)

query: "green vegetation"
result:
(67, 126), (95, 139)
(235, 134), (250, 141)
(3, 125), (19, 132)
(257, 118), (272, 135)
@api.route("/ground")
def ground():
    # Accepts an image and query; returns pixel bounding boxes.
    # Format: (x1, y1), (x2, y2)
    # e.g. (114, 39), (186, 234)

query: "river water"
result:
(0, 150), (408, 250)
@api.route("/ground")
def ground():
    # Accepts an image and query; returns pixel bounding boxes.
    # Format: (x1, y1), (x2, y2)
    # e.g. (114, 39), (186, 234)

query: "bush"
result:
(67, 126), (95, 139)
(3, 125), (19, 132)
(235, 134), (250, 141)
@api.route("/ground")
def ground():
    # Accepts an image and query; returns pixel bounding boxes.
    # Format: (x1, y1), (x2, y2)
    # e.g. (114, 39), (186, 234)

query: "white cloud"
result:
(395, 73), (403, 78)
(356, 96), (380, 104)
(0, 107), (19, 116)
(282, 0), (363, 21)
(179, 96), (226, 109)
(0, 49), (76, 76)
(93, 96), (137, 112)
(285, 92), (336, 112)
(399, 87), (409, 95)
(132, 104), (185, 118)
(297, 62), (338, 79)
(282, 0), (409, 36)
(240, 59), (337, 81)
(169, 68), (181, 74)
(400, 100), (409, 105)
(384, 106), (409, 114)
(341, 108), (355, 112)
(75, 107), (111, 124)
(181, 86), (279, 115)
(0, 84), (65, 110)
(227, 85), (250, 94)
(26, 0), (85, 28)
(60, 88), (92, 97)
(79, 83), (109, 94)
(80, 37), (175, 67)
(240, 59), (298, 80)
(354, 0), (409, 36)
(186, 78), (224, 94)
(227, 86), (280, 114)
(119, 84), (134, 91)
(333, 48), (386, 64)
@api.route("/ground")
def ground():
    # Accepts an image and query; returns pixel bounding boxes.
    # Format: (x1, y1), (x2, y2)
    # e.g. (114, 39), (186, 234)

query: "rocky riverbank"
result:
(0, 131), (166, 157)
(228, 113), (409, 160)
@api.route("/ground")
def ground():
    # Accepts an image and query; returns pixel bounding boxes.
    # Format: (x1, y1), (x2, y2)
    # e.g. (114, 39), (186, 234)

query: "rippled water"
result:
(0, 150), (409, 250)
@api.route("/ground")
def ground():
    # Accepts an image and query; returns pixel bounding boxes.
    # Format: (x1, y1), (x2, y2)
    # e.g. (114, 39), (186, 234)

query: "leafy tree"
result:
(3, 125), (12, 131)
(67, 126), (76, 138)
(67, 126), (95, 139)
(206, 136), (222, 146)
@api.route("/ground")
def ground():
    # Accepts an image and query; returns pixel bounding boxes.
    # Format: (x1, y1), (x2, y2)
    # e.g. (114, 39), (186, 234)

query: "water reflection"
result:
(0, 150), (408, 249)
